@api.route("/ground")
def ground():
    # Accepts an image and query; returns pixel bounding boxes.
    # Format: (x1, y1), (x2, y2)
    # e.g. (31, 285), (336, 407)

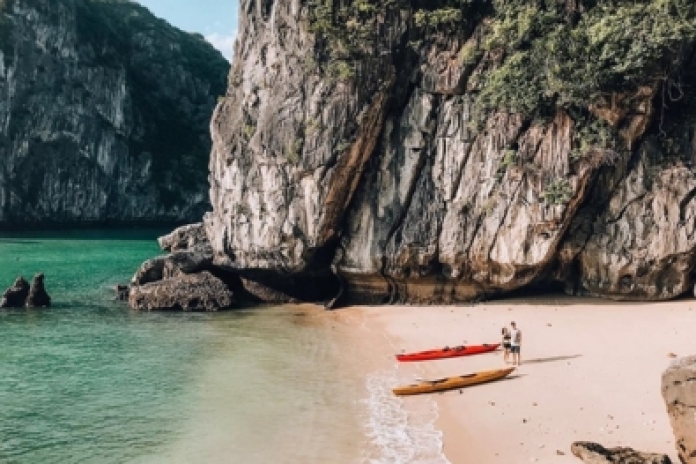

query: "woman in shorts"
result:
(501, 326), (512, 363)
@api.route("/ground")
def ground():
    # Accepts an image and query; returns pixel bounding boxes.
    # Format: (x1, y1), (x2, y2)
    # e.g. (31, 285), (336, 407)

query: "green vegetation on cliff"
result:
(308, 0), (695, 108)
(307, 0), (395, 79)
(478, 0), (696, 116)
(306, 0), (695, 165)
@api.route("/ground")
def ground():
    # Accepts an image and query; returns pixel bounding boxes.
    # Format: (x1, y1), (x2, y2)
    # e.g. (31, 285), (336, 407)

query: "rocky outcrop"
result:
(128, 271), (233, 311)
(131, 256), (168, 286)
(0, 0), (229, 227)
(128, 1), (696, 305)
(128, 225), (234, 310)
(132, 224), (214, 286)
(571, 442), (672, 464)
(0, 276), (30, 307)
(662, 356), (696, 463)
(158, 223), (210, 252)
(176, 0), (696, 304)
(25, 273), (50, 307)
(130, 250), (214, 286)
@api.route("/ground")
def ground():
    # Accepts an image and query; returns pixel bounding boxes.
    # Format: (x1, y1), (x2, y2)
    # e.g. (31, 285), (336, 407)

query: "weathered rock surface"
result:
(25, 273), (51, 308)
(238, 277), (296, 304)
(662, 356), (696, 463)
(571, 442), (672, 464)
(178, 0), (696, 304)
(206, 0), (403, 276)
(0, 0), (228, 227)
(131, 256), (167, 286)
(0, 276), (30, 307)
(129, 1), (696, 305)
(158, 223), (210, 252)
(131, 249), (214, 286)
(128, 271), (233, 311)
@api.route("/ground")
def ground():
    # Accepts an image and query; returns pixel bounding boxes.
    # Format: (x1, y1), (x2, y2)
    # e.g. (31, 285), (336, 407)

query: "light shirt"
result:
(511, 328), (521, 346)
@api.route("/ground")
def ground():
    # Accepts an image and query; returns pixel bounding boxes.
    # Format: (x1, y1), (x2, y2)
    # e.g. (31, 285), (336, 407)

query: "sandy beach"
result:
(347, 296), (696, 463)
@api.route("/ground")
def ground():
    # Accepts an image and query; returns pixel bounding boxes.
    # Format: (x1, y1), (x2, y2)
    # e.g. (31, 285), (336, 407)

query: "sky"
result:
(137, 0), (240, 60)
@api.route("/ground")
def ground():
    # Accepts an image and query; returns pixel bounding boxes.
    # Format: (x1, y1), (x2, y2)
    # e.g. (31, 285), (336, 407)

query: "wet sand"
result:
(349, 296), (695, 463)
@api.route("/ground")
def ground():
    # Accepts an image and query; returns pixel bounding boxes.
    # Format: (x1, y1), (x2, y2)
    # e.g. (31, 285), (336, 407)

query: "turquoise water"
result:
(0, 230), (374, 463)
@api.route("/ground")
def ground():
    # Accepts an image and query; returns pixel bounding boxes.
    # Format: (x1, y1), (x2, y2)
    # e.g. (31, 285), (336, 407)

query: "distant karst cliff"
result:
(0, 0), (229, 226)
(134, 0), (696, 308)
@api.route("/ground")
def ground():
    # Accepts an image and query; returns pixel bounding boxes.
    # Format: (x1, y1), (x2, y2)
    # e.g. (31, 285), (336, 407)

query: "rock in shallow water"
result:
(571, 441), (671, 463)
(1, 276), (31, 308)
(662, 356), (696, 464)
(128, 271), (234, 311)
(26, 273), (51, 308)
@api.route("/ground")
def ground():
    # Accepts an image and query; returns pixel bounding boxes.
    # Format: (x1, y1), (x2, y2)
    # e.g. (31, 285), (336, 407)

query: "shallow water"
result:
(0, 230), (448, 463)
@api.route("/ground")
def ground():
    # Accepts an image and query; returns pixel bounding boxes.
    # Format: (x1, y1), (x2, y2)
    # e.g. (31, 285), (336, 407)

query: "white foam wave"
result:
(362, 368), (451, 464)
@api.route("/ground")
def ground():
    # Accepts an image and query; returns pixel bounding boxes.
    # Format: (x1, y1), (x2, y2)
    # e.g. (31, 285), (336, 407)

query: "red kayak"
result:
(396, 343), (500, 362)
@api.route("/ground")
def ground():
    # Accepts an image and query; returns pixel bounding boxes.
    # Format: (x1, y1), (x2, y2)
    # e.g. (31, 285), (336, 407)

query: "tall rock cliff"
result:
(152, 0), (696, 306)
(0, 0), (229, 226)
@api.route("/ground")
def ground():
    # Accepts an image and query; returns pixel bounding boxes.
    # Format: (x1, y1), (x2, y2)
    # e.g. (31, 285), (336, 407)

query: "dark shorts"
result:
(511, 345), (520, 354)
(503, 343), (511, 349)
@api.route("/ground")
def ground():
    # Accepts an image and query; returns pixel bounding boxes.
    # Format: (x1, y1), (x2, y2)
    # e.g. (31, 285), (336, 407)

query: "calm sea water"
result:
(0, 229), (448, 464)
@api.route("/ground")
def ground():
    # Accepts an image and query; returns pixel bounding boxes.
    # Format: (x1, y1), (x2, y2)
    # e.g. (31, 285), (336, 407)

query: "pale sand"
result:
(349, 296), (696, 463)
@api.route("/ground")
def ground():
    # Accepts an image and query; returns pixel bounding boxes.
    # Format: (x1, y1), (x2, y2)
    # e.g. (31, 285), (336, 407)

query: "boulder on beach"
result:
(25, 273), (51, 308)
(128, 271), (234, 311)
(1, 276), (30, 307)
(571, 441), (672, 463)
(662, 355), (696, 464)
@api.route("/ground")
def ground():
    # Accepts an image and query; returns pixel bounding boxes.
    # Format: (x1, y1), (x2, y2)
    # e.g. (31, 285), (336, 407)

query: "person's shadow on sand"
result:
(522, 354), (582, 365)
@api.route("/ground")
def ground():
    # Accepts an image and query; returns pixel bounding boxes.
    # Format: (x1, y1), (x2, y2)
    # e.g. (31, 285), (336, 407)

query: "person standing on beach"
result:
(510, 321), (522, 366)
(501, 326), (512, 363)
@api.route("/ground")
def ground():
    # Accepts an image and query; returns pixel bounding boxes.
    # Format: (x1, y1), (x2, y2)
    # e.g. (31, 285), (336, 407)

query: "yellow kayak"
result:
(392, 367), (515, 396)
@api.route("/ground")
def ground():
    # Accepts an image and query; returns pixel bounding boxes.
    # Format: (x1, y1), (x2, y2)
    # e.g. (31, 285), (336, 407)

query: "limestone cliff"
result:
(0, 0), (229, 226)
(150, 0), (696, 306)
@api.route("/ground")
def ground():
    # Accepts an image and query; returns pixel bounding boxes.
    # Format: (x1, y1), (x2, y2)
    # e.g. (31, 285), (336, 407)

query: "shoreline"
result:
(330, 305), (451, 463)
(348, 296), (694, 463)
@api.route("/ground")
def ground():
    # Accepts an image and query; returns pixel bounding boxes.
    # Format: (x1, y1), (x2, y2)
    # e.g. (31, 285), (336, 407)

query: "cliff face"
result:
(0, 0), (229, 226)
(202, 0), (696, 304)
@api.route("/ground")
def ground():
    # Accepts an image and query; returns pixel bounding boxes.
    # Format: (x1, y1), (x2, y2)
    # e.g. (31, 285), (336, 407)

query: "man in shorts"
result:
(510, 321), (522, 365)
